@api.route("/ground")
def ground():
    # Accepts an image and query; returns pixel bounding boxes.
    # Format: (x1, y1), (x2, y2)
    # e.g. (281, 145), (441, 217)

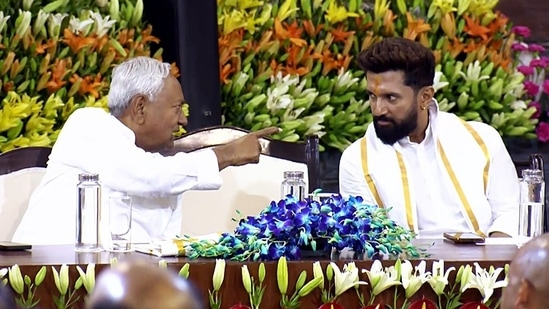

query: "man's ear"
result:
(421, 86), (434, 104)
(515, 278), (533, 307)
(128, 94), (147, 124)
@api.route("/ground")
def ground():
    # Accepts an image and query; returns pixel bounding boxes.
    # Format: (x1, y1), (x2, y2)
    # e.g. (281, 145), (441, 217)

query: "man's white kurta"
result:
(13, 107), (223, 245)
(339, 101), (520, 238)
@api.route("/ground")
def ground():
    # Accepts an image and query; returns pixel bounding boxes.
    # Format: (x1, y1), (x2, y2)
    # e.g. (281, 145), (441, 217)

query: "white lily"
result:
(459, 264), (473, 292)
(462, 262), (507, 303)
(401, 260), (431, 299)
(76, 264), (95, 294)
(330, 262), (368, 296)
(8, 264), (24, 295)
(0, 12), (10, 34)
(212, 259), (226, 291)
(433, 71), (449, 93)
(362, 260), (401, 296)
(303, 113), (326, 137)
(458, 60), (489, 82)
(89, 11), (117, 37)
(427, 260), (455, 295)
(68, 16), (94, 35)
(312, 261), (325, 287)
(52, 264), (69, 296)
(334, 69), (360, 93)
(47, 13), (68, 38)
(511, 100), (527, 110)
(16, 10), (32, 38)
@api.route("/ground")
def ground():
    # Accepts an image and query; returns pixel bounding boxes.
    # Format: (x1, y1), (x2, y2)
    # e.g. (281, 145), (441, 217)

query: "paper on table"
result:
(134, 233), (222, 257)
(475, 237), (518, 246)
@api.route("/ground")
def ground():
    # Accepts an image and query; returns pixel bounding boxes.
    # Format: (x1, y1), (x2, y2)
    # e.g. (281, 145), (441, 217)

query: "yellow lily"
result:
(373, 0), (389, 21)
(427, 0), (456, 19)
(277, 0), (298, 22)
(466, 0), (498, 18)
(222, 10), (248, 35)
(325, 0), (359, 24)
(237, 0), (263, 10)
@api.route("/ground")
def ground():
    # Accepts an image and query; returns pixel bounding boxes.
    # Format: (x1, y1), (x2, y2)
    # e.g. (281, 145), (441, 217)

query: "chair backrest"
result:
(165, 126), (320, 236)
(165, 126), (321, 189)
(0, 147), (51, 240)
(0, 147), (51, 175)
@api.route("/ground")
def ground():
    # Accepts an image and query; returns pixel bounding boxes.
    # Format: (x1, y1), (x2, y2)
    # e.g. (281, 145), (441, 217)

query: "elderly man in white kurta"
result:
(339, 38), (519, 238)
(13, 57), (278, 245)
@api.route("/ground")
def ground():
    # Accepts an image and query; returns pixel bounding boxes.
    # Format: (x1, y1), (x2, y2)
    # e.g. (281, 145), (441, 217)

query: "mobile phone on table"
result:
(0, 241), (32, 251)
(443, 232), (485, 244)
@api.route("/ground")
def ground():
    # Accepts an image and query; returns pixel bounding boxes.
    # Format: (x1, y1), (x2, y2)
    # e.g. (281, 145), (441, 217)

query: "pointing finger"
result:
(252, 127), (280, 138)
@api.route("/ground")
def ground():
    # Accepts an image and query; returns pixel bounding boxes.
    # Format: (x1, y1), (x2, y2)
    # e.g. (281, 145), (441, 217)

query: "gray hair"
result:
(108, 57), (172, 117)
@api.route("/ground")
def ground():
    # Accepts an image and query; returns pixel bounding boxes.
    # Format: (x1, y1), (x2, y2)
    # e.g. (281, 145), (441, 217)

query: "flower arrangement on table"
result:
(217, 0), (537, 152)
(510, 26), (549, 143)
(185, 194), (422, 262)
(0, 0), (185, 152)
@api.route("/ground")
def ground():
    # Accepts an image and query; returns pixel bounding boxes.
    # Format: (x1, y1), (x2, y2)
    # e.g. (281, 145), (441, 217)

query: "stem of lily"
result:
(438, 295), (443, 309)
(393, 287), (398, 309)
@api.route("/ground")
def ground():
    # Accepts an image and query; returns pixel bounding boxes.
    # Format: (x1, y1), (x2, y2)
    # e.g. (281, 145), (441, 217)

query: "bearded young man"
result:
(339, 37), (519, 238)
(14, 57), (279, 245)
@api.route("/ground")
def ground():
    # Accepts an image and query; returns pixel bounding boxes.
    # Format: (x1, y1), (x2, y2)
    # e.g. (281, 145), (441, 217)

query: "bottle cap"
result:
(79, 173), (99, 182)
(283, 171), (304, 179)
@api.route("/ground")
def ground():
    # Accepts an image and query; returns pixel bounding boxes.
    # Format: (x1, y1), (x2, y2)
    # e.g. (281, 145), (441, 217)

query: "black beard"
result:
(373, 105), (418, 145)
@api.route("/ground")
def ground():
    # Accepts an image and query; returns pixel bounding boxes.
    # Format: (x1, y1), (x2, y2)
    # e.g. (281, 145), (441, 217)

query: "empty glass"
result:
(106, 193), (133, 252)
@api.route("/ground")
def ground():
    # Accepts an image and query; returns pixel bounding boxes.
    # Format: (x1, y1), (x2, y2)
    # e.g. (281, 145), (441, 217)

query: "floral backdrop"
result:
(0, 0), (184, 153)
(217, 0), (547, 151)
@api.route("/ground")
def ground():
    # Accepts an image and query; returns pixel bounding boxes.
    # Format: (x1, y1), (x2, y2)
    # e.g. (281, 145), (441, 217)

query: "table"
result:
(0, 239), (517, 309)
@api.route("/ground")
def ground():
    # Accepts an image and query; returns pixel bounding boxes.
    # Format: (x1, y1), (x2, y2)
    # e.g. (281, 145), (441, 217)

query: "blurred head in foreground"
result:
(86, 261), (202, 309)
(0, 282), (16, 309)
(501, 233), (549, 309)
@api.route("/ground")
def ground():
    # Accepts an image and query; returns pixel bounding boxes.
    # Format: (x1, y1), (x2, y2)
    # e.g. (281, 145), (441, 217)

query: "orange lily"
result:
(331, 25), (354, 43)
(463, 15), (491, 41)
(274, 18), (307, 47)
(312, 49), (352, 75)
(382, 10), (397, 37)
(62, 29), (96, 53)
(403, 12), (431, 41)
(35, 39), (56, 54)
(303, 20), (324, 38)
(444, 37), (465, 59)
(46, 59), (68, 93)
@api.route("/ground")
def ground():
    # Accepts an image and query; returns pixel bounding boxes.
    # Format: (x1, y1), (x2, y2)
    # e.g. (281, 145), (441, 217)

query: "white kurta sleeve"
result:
(485, 132), (520, 236)
(51, 108), (223, 198)
(338, 141), (377, 206)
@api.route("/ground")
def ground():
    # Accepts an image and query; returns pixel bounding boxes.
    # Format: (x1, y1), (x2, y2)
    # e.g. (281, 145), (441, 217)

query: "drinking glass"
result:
(107, 193), (133, 252)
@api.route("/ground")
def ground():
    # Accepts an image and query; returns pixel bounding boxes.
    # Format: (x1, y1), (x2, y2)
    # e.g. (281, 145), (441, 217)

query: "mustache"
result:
(373, 115), (396, 124)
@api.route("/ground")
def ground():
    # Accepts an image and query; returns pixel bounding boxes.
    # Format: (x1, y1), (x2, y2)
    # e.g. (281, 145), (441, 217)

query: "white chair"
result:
(163, 126), (320, 236)
(0, 147), (51, 241)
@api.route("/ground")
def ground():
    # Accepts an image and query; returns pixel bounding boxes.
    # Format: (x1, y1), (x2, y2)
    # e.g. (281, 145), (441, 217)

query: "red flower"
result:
(524, 81), (540, 97)
(517, 65), (535, 76)
(318, 303), (345, 309)
(512, 26), (531, 38)
(460, 301), (491, 309)
(230, 304), (252, 309)
(408, 297), (437, 309)
(536, 122), (549, 142)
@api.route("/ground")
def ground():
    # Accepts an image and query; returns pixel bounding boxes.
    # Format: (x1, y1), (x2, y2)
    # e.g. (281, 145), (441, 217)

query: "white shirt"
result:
(397, 123), (469, 238)
(339, 105), (520, 237)
(13, 107), (223, 245)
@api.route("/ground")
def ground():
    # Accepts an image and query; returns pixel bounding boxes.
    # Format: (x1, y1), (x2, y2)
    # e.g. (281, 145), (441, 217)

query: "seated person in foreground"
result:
(502, 233), (549, 309)
(87, 261), (202, 309)
(339, 37), (519, 238)
(13, 56), (279, 245)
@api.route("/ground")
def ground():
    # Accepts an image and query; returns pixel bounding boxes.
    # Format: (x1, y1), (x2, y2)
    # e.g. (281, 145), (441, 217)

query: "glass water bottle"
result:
(280, 171), (306, 200)
(518, 169), (545, 247)
(75, 173), (102, 252)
